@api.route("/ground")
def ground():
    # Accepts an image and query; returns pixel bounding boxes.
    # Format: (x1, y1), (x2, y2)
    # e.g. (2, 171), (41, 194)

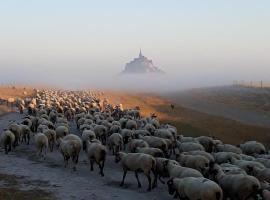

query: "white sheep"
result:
(108, 133), (123, 155)
(164, 160), (203, 179)
(167, 177), (223, 200)
(85, 141), (107, 176)
(82, 130), (96, 151)
(34, 133), (48, 159)
(176, 141), (205, 152)
(136, 147), (164, 158)
(58, 137), (81, 171)
(0, 130), (15, 154)
(8, 123), (21, 146)
(121, 129), (134, 150)
(143, 136), (168, 156)
(220, 163), (247, 175)
(93, 124), (107, 144)
(213, 152), (241, 164)
(126, 119), (137, 130)
(176, 153), (210, 176)
(20, 124), (31, 145)
(44, 129), (56, 152)
(211, 164), (261, 200)
(115, 152), (157, 191)
(128, 139), (149, 153)
(240, 141), (266, 155)
(214, 143), (242, 154)
(55, 125), (69, 140)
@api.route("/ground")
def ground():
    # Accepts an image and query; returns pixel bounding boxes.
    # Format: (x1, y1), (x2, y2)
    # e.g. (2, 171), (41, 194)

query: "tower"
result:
(139, 48), (143, 58)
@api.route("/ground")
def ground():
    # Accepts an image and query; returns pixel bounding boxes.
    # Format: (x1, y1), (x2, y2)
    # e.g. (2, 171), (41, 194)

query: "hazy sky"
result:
(0, 0), (270, 91)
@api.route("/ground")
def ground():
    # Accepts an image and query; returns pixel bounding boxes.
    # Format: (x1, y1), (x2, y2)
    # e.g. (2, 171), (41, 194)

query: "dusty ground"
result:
(0, 112), (169, 200)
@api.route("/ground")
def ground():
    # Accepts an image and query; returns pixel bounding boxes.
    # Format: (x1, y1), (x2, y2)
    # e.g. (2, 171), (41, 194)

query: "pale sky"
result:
(0, 0), (269, 91)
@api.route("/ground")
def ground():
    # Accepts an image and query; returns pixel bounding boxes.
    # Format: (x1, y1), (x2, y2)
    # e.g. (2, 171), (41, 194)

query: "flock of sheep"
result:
(1, 89), (270, 200)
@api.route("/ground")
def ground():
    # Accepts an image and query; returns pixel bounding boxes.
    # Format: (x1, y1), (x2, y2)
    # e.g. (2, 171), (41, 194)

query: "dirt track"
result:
(0, 112), (168, 200)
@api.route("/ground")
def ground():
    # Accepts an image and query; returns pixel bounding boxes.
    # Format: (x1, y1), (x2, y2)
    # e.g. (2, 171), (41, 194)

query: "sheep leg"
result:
(120, 169), (127, 186)
(98, 162), (104, 177)
(27, 134), (30, 145)
(134, 171), (142, 188)
(145, 172), (152, 191)
(90, 159), (94, 171)
(158, 175), (165, 184)
(151, 168), (157, 188)
(5, 145), (8, 154)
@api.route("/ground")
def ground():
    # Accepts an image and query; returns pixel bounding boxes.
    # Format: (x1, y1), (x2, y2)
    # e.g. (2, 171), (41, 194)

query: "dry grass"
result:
(0, 86), (34, 100)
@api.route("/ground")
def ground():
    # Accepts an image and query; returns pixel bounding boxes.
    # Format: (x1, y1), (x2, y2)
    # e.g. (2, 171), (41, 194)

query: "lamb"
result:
(0, 130), (15, 154)
(59, 137), (82, 171)
(44, 129), (56, 152)
(115, 152), (157, 191)
(240, 141), (266, 155)
(85, 141), (107, 176)
(210, 164), (261, 200)
(34, 133), (48, 159)
(82, 130), (96, 151)
(164, 160), (203, 179)
(167, 177), (223, 200)
(20, 124), (31, 145)
(176, 154), (210, 176)
(108, 133), (123, 155)
(136, 147), (164, 158)
(128, 139), (149, 153)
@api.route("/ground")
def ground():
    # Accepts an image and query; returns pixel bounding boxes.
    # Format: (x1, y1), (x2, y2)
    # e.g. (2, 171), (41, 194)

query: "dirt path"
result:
(0, 112), (169, 200)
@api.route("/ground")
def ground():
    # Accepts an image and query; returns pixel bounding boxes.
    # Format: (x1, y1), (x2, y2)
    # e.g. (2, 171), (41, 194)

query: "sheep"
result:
(136, 147), (164, 158)
(128, 139), (149, 153)
(125, 119), (137, 130)
(109, 125), (121, 136)
(34, 133), (48, 159)
(164, 160), (203, 179)
(108, 133), (123, 155)
(20, 124), (31, 145)
(44, 129), (56, 152)
(196, 136), (214, 152)
(167, 177), (223, 200)
(183, 150), (215, 164)
(255, 157), (270, 168)
(232, 159), (265, 173)
(220, 163), (247, 175)
(144, 123), (155, 135)
(55, 125), (69, 140)
(142, 136), (168, 156)
(213, 152), (241, 164)
(82, 130), (96, 151)
(155, 158), (169, 184)
(93, 124), (107, 144)
(0, 130), (15, 154)
(134, 129), (151, 138)
(176, 141), (205, 152)
(176, 153), (210, 176)
(37, 124), (49, 133)
(178, 135), (197, 143)
(8, 123), (21, 146)
(210, 164), (261, 200)
(240, 154), (256, 161)
(85, 141), (107, 176)
(115, 152), (157, 191)
(121, 129), (133, 149)
(154, 129), (174, 141)
(248, 166), (270, 183)
(214, 144), (242, 154)
(240, 141), (266, 155)
(58, 137), (81, 171)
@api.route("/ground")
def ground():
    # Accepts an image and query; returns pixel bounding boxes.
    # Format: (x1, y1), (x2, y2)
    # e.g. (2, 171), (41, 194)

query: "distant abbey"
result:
(122, 50), (164, 74)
